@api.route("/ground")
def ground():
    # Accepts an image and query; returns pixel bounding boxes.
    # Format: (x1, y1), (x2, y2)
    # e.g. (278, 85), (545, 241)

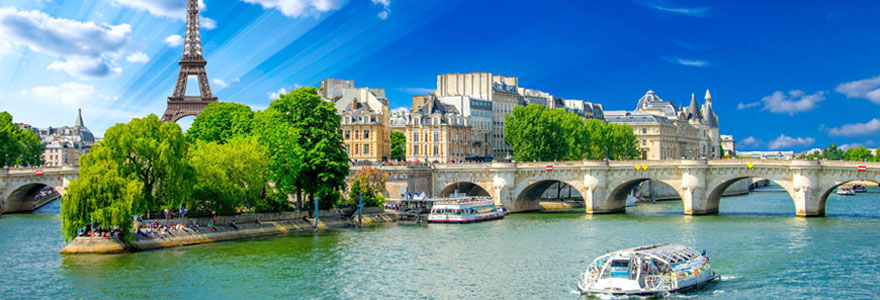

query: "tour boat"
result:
(427, 197), (505, 223)
(837, 186), (856, 196)
(853, 184), (867, 193)
(577, 244), (720, 296)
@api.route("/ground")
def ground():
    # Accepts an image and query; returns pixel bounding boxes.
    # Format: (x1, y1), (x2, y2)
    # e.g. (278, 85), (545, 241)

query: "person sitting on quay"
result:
(255, 218), (261, 226)
(229, 220), (239, 230)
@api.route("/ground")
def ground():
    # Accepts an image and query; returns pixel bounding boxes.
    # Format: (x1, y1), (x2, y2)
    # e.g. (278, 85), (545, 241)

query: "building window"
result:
(364, 130), (370, 139)
(434, 131), (440, 142)
(354, 145), (359, 154)
(642, 140), (646, 146)
(344, 145), (350, 154)
(364, 144), (370, 155)
(642, 128), (647, 134)
(344, 130), (350, 140)
(434, 145), (440, 156)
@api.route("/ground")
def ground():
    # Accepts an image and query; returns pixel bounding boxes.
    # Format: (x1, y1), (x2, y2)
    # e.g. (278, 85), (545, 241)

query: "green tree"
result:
(823, 143), (845, 160)
(100, 114), (193, 211)
(390, 131), (406, 161)
(256, 87), (349, 210)
(186, 102), (255, 144)
(604, 123), (640, 160)
(61, 148), (144, 243)
(845, 146), (873, 162)
(347, 166), (389, 207)
(188, 136), (270, 214)
(0, 111), (44, 168)
(505, 104), (568, 161)
(583, 119), (608, 160)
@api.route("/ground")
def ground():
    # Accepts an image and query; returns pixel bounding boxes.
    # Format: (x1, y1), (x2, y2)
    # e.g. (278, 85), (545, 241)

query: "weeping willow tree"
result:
(61, 147), (144, 243)
(61, 114), (190, 243)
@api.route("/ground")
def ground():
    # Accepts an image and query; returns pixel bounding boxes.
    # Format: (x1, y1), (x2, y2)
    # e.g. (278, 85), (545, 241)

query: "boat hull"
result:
(427, 214), (504, 224)
(579, 274), (720, 296)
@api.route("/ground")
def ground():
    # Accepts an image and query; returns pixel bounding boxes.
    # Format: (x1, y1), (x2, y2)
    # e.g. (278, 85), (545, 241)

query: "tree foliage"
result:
(255, 87), (349, 210)
(347, 166), (389, 207)
(186, 102), (255, 144)
(188, 136), (269, 214)
(390, 131), (406, 161)
(505, 104), (640, 161)
(845, 146), (874, 162)
(62, 147), (144, 243)
(98, 114), (192, 211)
(0, 111), (44, 168)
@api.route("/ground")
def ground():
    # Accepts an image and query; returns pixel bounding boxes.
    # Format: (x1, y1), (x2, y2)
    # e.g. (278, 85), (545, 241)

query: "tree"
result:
(255, 87), (349, 210)
(0, 111), (44, 168)
(186, 102), (255, 144)
(188, 136), (269, 214)
(604, 123), (640, 160)
(99, 114), (192, 211)
(505, 104), (568, 161)
(845, 146), (873, 162)
(583, 119), (608, 160)
(347, 166), (389, 207)
(62, 154), (143, 243)
(390, 131), (406, 161)
(823, 143), (845, 160)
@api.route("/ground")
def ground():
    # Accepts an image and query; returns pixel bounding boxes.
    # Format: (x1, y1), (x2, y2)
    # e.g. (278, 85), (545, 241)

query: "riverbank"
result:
(539, 200), (585, 211)
(61, 208), (396, 254)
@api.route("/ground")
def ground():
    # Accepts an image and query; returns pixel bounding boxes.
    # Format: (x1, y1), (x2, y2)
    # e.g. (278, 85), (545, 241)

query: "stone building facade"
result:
(30, 109), (95, 167)
(605, 90), (722, 160)
(331, 83), (391, 162)
(405, 95), (490, 163)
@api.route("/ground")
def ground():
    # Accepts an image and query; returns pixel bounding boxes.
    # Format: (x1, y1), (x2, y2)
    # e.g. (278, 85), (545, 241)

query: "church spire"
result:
(704, 89), (712, 102)
(688, 93), (702, 121)
(75, 108), (84, 127)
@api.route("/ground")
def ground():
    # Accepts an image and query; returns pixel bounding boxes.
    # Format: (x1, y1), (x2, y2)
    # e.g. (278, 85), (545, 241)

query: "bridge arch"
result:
(817, 178), (880, 216)
(2, 182), (56, 213)
(514, 179), (586, 212)
(705, 175), (797, 215)
(606, 177), (683, 214)
(438, 181), (491, 198)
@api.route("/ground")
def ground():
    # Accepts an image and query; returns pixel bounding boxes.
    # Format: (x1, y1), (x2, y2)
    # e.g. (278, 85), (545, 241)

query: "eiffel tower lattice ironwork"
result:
(162, 0), (217, 122)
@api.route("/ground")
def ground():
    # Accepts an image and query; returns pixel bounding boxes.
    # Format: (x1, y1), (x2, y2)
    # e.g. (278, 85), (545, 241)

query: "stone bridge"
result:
(376, 160), (880, 217)
(0, 167), (78, 213)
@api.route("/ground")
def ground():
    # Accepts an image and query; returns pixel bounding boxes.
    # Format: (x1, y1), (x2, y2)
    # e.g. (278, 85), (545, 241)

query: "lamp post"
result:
(313, 196), (319, 232)
(358, 193), (363, 226)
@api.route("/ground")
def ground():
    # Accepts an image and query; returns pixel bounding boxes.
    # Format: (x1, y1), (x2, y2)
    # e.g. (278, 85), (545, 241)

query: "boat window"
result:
(610, 259), (630, 278)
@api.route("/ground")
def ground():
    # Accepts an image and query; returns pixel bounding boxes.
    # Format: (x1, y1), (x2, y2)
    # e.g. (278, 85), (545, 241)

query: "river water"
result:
(1, 186), (879, 299)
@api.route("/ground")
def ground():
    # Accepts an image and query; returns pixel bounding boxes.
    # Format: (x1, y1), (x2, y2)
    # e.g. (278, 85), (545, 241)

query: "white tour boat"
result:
(427, 197), (505, 223)
(837, 186), (856, 196)
(577, 244), (719, 296)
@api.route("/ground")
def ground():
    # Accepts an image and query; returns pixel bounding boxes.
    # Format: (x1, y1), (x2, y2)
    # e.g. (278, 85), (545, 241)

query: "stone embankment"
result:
(539, 200), (585, 211)
(61, 208), (396, 254)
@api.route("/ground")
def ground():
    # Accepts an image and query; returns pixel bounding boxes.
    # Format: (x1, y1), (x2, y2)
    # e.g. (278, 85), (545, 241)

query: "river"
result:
(1, 185), (879, 299)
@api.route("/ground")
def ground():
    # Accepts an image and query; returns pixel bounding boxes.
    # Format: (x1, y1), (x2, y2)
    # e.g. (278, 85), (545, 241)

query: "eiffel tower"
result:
(162, 0), (217, 122)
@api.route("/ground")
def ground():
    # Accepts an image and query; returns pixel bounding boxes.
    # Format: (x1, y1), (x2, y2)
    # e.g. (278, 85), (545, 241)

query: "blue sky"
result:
(0, 0), (878, 152)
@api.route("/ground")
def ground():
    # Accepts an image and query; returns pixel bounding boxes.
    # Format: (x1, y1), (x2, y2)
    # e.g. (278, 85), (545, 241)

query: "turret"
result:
(75, 108), (84, 127)
(687, 93), (703, 122)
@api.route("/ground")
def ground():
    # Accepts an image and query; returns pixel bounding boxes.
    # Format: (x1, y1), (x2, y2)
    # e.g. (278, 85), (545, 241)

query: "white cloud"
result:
(760, 90), (824, 115)
(644, 2), (709, 17)
(835, 75), (880, 105)
(268, 87), (288, 100)
(241, 0), (343, 18)
(109, 0), (204, 19)
(767, 134), (815, 150)
(164, 34), (184, 47)
(391, 106), (409, 114)
(372, 0), (390, 19)
(740, 136), (761, 148)
(736, 102), (760, 110)
(664, 56), (708, 67)
(826, 118), (880, 137)
(125, 52), (150, 63)
(22, 82), (117, 106)
(0, 7), (130, 78)
(213, 78), (239, 88)
(200, 17), (216, 30)
(47, 56), (122, 78)
(110, 0), (216, 30)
